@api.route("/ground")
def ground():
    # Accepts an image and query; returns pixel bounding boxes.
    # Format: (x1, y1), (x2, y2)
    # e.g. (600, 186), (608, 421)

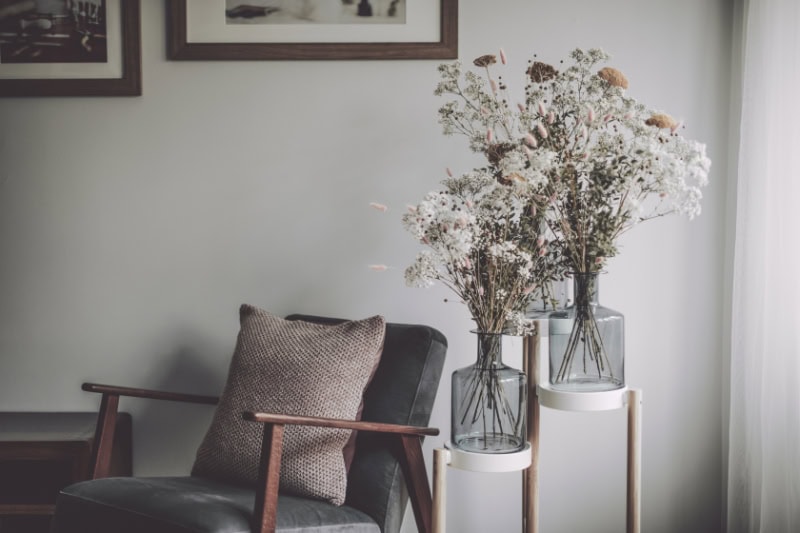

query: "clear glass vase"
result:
(548, 273), (625, 391)
(526, 278), (570, 318)
(451, 332), (527, 453)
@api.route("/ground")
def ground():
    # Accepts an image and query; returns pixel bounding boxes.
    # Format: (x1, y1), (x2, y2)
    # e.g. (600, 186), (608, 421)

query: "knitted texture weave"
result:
(192, 305), (385, 505)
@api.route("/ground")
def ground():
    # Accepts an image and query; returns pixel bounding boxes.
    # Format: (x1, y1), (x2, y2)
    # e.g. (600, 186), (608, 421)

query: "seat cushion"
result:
(51, 476), (380, 533)
(192, 306), (385, 506)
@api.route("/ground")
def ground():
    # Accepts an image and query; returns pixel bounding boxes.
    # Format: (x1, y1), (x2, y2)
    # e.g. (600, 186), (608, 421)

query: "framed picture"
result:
(0, 0), (141, 97)
(167, 0), (458, 60)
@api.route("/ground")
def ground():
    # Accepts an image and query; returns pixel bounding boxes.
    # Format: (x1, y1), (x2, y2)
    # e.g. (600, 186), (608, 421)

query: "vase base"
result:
(549, 378), (624, 393)
(452, 435), (525, 454)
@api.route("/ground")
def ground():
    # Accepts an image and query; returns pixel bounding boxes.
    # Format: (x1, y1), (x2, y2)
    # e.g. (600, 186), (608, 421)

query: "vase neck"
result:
(572, 272), (600, 307)
(474, 331), (503, 368)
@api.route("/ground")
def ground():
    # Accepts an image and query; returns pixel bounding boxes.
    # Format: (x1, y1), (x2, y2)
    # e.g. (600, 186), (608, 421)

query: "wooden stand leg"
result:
(432, 448), (448, 533)
(522, 332), (540, 533)
(627, 389), (642, 533)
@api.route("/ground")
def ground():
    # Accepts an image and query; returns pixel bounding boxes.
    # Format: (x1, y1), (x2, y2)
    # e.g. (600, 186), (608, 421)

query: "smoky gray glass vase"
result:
(548, 272), (625, 392)
(451, 331), (527, 453)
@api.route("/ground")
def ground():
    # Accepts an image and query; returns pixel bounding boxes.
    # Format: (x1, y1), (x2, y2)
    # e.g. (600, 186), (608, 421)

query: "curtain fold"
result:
(728, 0), (800, 531)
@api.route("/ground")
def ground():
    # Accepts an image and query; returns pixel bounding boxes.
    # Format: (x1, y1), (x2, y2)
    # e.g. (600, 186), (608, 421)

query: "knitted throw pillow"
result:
(192, 305), (385, 506)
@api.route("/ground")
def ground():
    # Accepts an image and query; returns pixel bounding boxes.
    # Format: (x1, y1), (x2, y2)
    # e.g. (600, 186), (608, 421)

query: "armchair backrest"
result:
(286, 316), (447, 533)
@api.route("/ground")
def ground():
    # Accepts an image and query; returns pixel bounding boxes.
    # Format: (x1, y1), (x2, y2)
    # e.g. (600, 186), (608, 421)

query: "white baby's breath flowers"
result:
(405, 47), (711, 333)
(403, 170), (560, 334)
(433, 47), (711, 273)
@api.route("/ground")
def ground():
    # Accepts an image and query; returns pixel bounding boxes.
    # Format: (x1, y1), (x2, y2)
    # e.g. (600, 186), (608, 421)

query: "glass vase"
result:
(526, 278), (570, 318)
(548, 273), (625, 391)
(451, 332), (527, 453)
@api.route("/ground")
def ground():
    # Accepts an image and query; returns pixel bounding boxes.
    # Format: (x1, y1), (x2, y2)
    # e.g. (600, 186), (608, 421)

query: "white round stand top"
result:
(537, 384), (629, 411)
(443, 441), (532, 472)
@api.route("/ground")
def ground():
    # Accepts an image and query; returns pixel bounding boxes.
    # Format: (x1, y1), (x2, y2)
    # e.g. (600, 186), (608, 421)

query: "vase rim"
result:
(469, 329), (504, 336)
(470, 327), (531, 337)
(570, 270), (606, 276)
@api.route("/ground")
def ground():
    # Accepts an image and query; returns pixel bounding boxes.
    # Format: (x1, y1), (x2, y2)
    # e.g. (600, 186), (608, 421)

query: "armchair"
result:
(50, 313), (447, 533)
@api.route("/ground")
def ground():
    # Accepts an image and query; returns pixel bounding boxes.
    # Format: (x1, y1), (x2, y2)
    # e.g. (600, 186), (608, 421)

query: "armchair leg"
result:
(90, 393), (120, 479)
(253, 423), (285, 533)
(398, 435), (434, 533)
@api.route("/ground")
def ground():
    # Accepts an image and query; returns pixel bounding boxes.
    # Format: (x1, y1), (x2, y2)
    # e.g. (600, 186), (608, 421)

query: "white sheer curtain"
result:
(728, 0), (800, 531)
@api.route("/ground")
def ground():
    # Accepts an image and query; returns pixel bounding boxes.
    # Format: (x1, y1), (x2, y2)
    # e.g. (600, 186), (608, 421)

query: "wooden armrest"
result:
(242, 411), (439, 437)
(245, 410), (437, 533)
(81, 382), (217, 481)
(82, 382), (219, 405)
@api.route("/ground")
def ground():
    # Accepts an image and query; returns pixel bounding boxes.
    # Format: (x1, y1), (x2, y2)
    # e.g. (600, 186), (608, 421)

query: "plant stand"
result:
(431, 327), (642, 533)
(432, 442), (532, 533)
(522, 333), (642, 533)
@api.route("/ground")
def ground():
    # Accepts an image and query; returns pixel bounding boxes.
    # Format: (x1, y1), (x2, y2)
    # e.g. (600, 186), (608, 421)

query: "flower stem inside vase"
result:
(452, 331), (527, 453)
(549, 273), (625, 391)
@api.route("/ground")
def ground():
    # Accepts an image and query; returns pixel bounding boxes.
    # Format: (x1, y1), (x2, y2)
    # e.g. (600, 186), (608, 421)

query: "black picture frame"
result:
(0, 0), (142, 97)
(167, 0), (458, 61)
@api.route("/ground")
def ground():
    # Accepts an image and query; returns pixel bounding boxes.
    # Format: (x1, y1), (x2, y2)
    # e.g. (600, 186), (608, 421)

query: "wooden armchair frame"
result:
(82, 382), (437, 533)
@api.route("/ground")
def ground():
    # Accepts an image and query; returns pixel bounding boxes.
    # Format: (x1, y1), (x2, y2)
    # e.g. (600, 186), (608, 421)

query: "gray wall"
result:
(0, 1), (732, 531)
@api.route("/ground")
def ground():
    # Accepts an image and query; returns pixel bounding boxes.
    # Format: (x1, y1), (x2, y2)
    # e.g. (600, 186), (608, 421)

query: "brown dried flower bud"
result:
(486, 142), (515, 166)
(597, 67), (629, 89)
(473, 54), (497, 67)
(645, 113), (678, 129)
(527, 62), (558, 83)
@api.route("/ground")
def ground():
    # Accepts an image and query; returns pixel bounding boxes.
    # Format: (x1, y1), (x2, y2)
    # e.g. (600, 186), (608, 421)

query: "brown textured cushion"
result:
(192, 305), (386, 506)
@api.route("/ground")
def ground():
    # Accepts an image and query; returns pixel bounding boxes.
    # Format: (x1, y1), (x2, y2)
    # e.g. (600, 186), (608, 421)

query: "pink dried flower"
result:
(538, 101), (547, 116)
(490, 79), (498, 94)
(547, 111), (555, 124)
(369, 202), (388, 212)
(587, 106), (596, 122)
(523, 284), (537, 295)
(446, 167), (453, 177)
(499, 48), (507, 65)
(486, 128), (494, 143)
(517, 102), (526, 113)
(525, 133), (538, 148)
(537, 122), (548, 139)
(369, 264), (389, 271)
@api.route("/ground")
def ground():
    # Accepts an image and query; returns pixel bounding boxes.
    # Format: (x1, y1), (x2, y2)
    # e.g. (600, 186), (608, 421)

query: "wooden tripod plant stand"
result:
(432, 325), (642, 533)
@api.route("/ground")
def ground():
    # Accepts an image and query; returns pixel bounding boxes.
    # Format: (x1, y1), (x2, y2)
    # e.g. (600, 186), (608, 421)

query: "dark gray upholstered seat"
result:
(50, 316), (447, 533)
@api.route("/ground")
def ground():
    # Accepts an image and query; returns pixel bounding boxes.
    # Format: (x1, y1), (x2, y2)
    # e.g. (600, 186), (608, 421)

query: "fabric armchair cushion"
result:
(192, 305), (385, 506)
(54, 476), (380, 533)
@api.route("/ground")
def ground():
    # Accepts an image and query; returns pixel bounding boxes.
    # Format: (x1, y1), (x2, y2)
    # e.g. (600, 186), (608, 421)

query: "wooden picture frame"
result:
(167, 0), (458, 60)
(0, 0), (141, 97)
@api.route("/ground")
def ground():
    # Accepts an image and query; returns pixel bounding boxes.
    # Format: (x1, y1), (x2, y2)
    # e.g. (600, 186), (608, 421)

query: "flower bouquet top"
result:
(403, 48), (711, 333)
(435, 48), (711, 272)
(402, 169), (560, 334)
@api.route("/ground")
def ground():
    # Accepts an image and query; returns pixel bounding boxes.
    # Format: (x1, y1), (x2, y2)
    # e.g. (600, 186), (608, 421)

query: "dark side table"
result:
(0, 412), (132, 533)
